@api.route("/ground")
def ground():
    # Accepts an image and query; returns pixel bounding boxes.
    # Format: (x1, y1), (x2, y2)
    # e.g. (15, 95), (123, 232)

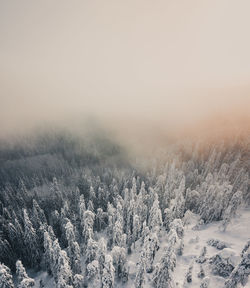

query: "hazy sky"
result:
(0, 0), (250, 139)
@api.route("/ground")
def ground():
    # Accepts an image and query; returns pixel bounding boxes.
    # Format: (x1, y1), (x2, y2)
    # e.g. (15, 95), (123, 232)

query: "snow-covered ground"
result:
(32, 208), (250, 287)
(128, 208), (250, 288)
(173, 208), (250, 288)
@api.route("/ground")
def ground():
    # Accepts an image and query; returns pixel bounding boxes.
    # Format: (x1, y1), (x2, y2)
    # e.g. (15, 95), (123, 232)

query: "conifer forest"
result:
(0, 131), (249, 287)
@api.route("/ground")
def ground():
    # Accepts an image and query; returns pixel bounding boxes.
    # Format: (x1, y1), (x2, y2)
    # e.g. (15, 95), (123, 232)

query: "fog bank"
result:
(1, 0), (249, 147)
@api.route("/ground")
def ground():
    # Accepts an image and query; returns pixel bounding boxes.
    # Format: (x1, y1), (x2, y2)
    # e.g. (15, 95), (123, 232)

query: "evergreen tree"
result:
(0, 239), (15, 271)
(79, 195), (86, 229)
(0, 263), (14, 288)
(107, 203), (116, 248)
(50, 177), (63, 211)
(168, 229), (178, 247)
(51, 239), (62, 283)
(44, 231), (53, 275)
(96, 208), (105, 231)
(86, 260), (100, 287)
(148, 194), (162, 233)
(73, 274), (84, 288)
(65, 221), (81, 274)
(241, 239), (250, 257)
(32, 199), (47, 230)
(86, 238), (98, 265)
(101, 255), (115, 288)
(111, 246), (127, 280)
(23, 209), (40, 267)
(141, 221), (150, 247)
(135, 184), (147, 226)
(163, 208), (173, 232)
(221, 191), (243, 231)
(135, 251), (146, 288)
(225, 245), (250, 288)
(82, 210), (95, 245)
(56, 250), (73, 288)
(98, 238), (107, 275)
(7, 219), (24, 261)
(171, 176), (185, 219)
(88, 200), (94, 212)
(132, 214), (141, 248)
(152, 244), (176, 288)
(143, 233), (159, 273)
(112, 220), (123, 247)
(169, 219), (184, 239)
(16, 260), (35, 288)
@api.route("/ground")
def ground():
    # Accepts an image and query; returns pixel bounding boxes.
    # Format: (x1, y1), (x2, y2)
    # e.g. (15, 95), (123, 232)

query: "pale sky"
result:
(0, 0), (250, 138)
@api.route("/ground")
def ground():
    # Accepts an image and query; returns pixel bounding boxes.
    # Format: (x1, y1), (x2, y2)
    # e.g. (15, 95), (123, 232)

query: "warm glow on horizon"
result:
(0, 0), (250, 141)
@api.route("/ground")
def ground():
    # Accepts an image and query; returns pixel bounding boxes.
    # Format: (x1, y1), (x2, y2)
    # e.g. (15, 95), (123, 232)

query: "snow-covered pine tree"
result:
(112, 219), (123, 247)
(0, 263), (14, 288)
(135, 250), (146, 288)
(185, 189), (200, 212)
(89, 186), (96, 202)
(135, 184), (147, 227)
(23, 209), (40, 267)
(86, 238), (98, 265)
(51, 239), (62, 283)
(73, 274), (84, 288)
(16, 260), (35, 288)
(98, 238), (107, 275)
(65, 221), (81, 274)
(82, 210), (95, 245)
(152, 243), (176, 288)
(101, 255), (115, 288)
(7, 218), (25, 261)
(171, 176), (185, 219)
(86, 260), (100, 287)
(163, 208), (173, 232)
(132, 214), (141, 248)
(141, 221), (150, 247)
(107, 202), (116, 248)
(50, 177), (63, 211)
(169, 219), (184, 239)
(241, 239), (250, 257)
(88, 200), (94, 212)
(155, 174), (166, 211)
(224, 244), (250, 288)
(50, 210), (61, 239)
(143, 232), (159, 273)
(43, 231), (54, 275)
(148, 193), (162, 233)
(32, 199), (47, 230)
(79, 194), (86, 231)
(221, 190), (243, 231)
(182, 210), (193, 227)
(56, 250), (73, 288)
(168, 228), (178, 247)
(111, 246), (127, 281)
(96, 208), (105, 231)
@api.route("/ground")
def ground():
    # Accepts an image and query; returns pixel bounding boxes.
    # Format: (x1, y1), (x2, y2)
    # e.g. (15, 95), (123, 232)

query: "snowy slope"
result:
(32, 209), (250, 288)
(173, 208), (250, 288)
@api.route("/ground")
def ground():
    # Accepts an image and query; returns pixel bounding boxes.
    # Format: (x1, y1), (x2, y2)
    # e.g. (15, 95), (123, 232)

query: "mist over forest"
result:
(0, 1), (250, 288)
